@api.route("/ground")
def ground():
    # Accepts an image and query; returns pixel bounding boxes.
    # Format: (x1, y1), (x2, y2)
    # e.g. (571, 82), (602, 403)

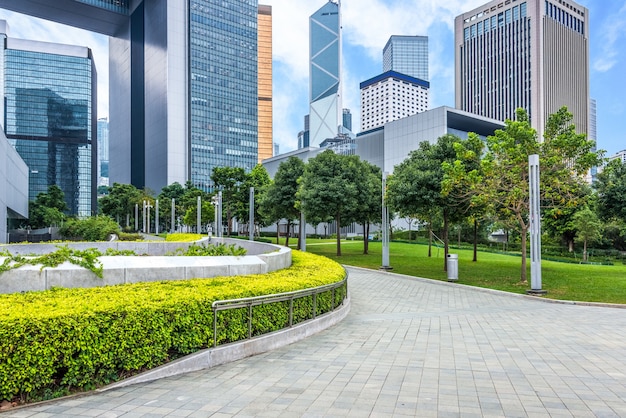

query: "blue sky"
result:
(1, 0), (624, 157)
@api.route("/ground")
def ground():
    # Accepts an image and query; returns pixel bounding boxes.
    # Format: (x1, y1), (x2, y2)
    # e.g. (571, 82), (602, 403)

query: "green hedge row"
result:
(0, 251), (346, 402)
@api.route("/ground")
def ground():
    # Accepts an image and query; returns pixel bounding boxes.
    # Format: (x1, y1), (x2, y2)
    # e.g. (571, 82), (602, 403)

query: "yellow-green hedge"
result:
(0, 251), (345, 402)
(164, 233), (203, 242)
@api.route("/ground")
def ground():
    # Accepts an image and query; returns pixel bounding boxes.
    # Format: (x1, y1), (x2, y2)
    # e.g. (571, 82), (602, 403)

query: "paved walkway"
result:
(5, 267), (626, 417)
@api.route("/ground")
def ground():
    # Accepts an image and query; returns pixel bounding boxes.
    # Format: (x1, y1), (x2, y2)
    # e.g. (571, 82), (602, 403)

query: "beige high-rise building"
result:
(455, 0), (589, 137)
(258, 4), (273, 163)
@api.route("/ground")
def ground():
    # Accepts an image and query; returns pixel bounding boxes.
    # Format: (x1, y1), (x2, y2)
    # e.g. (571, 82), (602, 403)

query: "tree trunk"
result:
(520, 226), (528, 282)
(285, 221), (290, 247)
(443, 212), (449, 272)
(473, 219), (478, 262)
(568, 240), (574, 252)
(276, 222), (280, 244)
(336, 214), (342, 256)
(583, 239), (588, 262)
(428, 224), (433, 258)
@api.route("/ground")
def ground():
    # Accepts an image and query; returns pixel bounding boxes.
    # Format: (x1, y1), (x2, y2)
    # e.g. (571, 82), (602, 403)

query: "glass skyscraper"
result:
(0, 1), (272, 194)
(0, 22), (96, 217)
(97, 117), (109, 185)
(383, 35), (429, 81)
(309, 0), (342, 148)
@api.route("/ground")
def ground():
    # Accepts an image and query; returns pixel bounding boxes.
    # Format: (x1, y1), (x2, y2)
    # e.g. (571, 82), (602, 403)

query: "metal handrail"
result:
(212, 273), (348, 348)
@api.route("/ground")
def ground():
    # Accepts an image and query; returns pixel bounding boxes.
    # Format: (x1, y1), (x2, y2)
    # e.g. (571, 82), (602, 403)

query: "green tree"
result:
(239, 164), (272, 236)
(474, 107), (601, 282)
(261, 157), (306, 246)
(442, 132), (487, 262)
(182, 201), (215, 232)
(99, 183), (142, 228)
(211, 167), (246, 235)
(29, 185), (69, 229)
(298, 150), (360, 256)
(572, 206), (603, 262)
(353, 159), (382, 254)
(387, 134), (465, 270)
(595, 159), (626, 223)
(158, 182), (187, 232)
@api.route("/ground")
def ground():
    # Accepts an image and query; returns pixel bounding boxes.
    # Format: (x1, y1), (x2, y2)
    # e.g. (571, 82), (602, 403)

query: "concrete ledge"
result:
(0, 240), (291, 294)
(98, 293), (351, 391)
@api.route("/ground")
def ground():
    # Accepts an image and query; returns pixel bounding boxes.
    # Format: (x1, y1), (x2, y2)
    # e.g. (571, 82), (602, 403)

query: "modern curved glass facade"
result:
(309, 0), (341, 147)
(2, 42), (96, 217)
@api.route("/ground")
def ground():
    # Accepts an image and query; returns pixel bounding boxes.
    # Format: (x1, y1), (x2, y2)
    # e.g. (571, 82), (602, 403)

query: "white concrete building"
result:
(360, 71), (430, 132)
(0, 128), (29, 243)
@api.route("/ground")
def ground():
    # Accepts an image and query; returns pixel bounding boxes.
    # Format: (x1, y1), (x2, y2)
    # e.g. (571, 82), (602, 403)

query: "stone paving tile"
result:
(4, 267), (626, 417)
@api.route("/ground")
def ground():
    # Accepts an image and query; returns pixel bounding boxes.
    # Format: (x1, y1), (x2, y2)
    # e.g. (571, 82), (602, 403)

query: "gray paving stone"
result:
(4, 267), (626, 417)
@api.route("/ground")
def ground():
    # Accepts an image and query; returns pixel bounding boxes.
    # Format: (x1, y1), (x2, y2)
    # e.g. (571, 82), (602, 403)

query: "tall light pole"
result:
(135, 204), (138, 231)
(155, 199), (159, 235)
(171, 198), (175, 233)
(528, 154), (546, 295)
(381, 172), (392, 270)
(197, 196), (202, 234)
(249, 187), (254, 241)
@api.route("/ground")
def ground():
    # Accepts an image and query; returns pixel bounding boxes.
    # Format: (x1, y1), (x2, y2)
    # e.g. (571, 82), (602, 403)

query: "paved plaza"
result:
(4, 266), (626, 417)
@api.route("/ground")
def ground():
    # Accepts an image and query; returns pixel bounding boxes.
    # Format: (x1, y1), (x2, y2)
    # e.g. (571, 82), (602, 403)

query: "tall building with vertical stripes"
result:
(455, 0), (589, 137)
(257, 5), (273, 164)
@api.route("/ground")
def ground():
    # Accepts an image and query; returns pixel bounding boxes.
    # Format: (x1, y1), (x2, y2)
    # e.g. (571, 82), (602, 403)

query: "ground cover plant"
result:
(302, 239), (626, 304)
(0, 251), (345, 403)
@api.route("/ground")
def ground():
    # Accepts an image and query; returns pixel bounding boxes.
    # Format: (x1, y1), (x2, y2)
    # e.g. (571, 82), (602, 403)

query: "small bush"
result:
(165, 233), (202, 242)
(117, 232), (142, 241)
(170, 242), (247, 256)
(60, 216), (120, 241)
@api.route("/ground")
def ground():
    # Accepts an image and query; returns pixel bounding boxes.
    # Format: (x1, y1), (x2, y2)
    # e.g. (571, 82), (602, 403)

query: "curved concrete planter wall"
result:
(0, 238), (291, 294)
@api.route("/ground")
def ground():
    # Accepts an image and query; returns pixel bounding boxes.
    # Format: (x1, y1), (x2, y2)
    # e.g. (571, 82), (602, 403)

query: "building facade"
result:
(0, 1), (272, 194)
(0, 21), (97, 217)
(97, 117), (109, 186)
(383, 35), (429, 81)
(0, 128), (29, 244)
(257, 5), (273, 164)
(455, 0), (589, 137)
(360, 71), (430, 131)
(309, 0), (342, 148)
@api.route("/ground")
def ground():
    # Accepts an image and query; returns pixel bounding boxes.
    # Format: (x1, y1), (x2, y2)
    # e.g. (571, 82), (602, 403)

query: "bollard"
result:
(447, 254), (458, 282)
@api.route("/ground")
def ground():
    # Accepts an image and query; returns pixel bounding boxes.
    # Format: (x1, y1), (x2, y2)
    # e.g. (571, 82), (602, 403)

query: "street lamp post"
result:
(528, 154), (546, 295)
(249, 187), (254, 241)
(381, 172), (392, 270)
(155, 199), (159, 235)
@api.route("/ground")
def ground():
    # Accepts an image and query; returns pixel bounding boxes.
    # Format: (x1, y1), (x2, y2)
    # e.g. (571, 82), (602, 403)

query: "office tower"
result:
(0, 1), (272, 193)
(342, 109), (352, 133)
(258, 5), (273, 164)
(0, 20), (96, 217)
(97, 117), (109, 186)
(309, 0), (342, 148)
(455, 0), (589, 137)
(383, 35), (429, 81)
(360, 71), (430, 132)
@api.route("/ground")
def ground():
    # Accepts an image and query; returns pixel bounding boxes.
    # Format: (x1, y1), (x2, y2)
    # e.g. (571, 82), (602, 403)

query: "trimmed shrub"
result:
(59, 216), (120, 241)
(0, 251), (345, 402)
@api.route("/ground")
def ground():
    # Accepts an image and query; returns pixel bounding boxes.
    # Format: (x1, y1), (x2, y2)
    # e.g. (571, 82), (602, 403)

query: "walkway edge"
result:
(345, 265), (626, 309)
(97, 294), (351, 392)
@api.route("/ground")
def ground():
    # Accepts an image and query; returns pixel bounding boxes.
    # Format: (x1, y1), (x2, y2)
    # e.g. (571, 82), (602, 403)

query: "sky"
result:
(0, 0), (624, 157)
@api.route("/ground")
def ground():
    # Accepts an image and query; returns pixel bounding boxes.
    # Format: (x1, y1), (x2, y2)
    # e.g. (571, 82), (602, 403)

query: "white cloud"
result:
(592, 3), (626, 73)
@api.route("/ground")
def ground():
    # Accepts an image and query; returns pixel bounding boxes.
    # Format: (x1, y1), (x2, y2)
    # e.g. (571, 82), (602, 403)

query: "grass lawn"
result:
(291, 238), (626, 304)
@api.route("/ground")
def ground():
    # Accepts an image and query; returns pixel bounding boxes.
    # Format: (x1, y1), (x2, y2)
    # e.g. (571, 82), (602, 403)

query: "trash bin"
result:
(447, 254), (458, 282)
